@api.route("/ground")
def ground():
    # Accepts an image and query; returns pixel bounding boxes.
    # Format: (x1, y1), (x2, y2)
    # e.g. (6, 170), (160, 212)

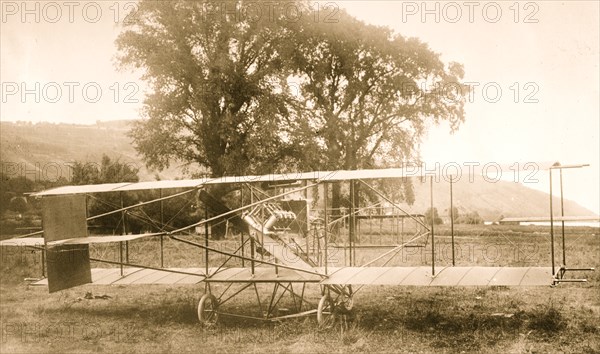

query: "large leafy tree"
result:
(116, 0), (306, 238)
(286, 10), (466, 169)
(283, 9), (467, 213)
(116, 2), (468, 237)
(117, 0), (298, 177)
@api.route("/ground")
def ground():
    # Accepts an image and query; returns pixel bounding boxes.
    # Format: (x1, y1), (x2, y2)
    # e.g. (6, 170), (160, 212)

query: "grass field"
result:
(1, 225), (599, 353)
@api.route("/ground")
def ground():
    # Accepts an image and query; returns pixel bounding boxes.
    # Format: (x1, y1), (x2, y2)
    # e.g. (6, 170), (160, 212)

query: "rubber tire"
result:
(198, 293), (218, 325)
(317, 295), (334, 327)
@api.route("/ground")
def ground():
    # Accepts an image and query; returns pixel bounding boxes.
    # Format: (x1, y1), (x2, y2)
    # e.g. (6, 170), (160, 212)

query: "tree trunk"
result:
(202, 184), (234, 240)
(349, 180), (360, 242)
(330, 182), (341, 240)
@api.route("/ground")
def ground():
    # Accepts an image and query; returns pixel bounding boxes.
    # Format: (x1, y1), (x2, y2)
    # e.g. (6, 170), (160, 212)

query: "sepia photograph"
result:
(1, 1), (599, 352)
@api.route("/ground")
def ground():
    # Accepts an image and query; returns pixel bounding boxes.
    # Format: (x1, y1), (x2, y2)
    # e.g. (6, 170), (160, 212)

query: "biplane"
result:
(0, 163), (595, 325)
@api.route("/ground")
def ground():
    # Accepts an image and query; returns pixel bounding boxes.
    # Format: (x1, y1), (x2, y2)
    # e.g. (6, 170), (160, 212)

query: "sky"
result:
(0, 1), (598, 214)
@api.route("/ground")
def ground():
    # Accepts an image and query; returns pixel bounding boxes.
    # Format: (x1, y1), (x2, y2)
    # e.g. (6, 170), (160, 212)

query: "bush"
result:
(425, 207), (443, 225)
(8, 197), (28, 213)
(457, 211), (483, 224)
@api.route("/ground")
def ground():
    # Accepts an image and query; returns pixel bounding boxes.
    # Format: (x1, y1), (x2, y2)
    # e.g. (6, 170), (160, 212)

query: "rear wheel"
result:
(198, 293), (219, 325)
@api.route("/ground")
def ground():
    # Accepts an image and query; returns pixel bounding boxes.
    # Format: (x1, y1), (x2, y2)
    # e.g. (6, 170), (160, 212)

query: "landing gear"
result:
(317, 295), (335, 327)
(197, 293), (219, 325)
(340, 286), (354, 311)
(317, 285), (354, 327)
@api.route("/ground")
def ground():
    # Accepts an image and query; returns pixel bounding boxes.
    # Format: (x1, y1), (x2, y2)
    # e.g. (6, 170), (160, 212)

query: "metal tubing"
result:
(270, 309), (318, 321)
(253, 283), (262, 311)
(304, 180), (310, 262)
(216, 312), (265, 321)
(316, 225), (320, 265)
(211, 239), (248, 276)
(120, 192), (126, 236)
(323, 183), (329, 275)
(121, 192), (129, 265)
(250, 188), (255, 275)
(14, 230), (44, 239)
(250, 238), (256, 275)
(240, 187), (245, 267)
(218, 283), (253, 307)
(289, 283), (298, 310)
(360, 231), (429, 267)
(120, 192), (129, 269)
(559, 169), (566, 266)
(41, 248), (45, 277)
(89, 257), (206, 276)
(549, 164), (589, 170)
(260, 203), (264, 262)
(299, 283), (306, 312)
(430, 176), (435, 276)
(349, 181), (355, 266)
(160, 189), (164, 268)
(549, 169), (555, 275)
(204, 205), (209, 275)
(358, 180), (430, 230)
(216, 282), (235, 302)
(169, 236), (324, 276)
(240, 233), (245, 267)
(266, 283), (279, 318)
(88, 187), (198, 221)
(353, 182), (358, 264)
(564, 267), (595, 272)
(450, 176), (455, 267)
(119, 241), (123, 276)
(270, 284), (291, 316)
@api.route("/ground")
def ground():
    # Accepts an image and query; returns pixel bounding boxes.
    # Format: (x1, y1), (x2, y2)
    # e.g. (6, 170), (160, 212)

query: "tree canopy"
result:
(117, 1), (467, 216)
(284, 9), (466, 170)
(117, 0), (300, 177)
(71, 155), (139, 185)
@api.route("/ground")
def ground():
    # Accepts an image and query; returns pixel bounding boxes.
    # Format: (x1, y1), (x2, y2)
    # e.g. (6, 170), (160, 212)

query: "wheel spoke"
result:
(198, 293), (219, 325)
(317, 295), (335, 327)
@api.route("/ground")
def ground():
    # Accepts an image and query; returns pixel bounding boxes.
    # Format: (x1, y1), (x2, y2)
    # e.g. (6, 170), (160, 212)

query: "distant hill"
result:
(399, 177), (597, 221)
(1, 120), (597, 220)
(0, 120), (180, 181)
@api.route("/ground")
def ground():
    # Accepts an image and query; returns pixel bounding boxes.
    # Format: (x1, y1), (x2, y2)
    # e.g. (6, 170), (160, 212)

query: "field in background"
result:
(1, 224), (599, 353)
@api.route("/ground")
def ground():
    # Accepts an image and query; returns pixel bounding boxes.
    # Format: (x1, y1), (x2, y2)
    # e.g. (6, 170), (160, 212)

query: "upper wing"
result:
(32, 163), (575, 197)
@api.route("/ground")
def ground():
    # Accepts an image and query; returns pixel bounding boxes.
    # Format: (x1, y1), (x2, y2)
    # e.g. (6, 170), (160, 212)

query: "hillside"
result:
(400, 177), (597, 221)
(0, 121), (180, 181)
(1, 120), (597, 220)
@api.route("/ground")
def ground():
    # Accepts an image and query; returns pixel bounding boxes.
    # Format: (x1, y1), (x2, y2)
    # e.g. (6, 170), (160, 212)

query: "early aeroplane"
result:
(0, 163), (594, 325)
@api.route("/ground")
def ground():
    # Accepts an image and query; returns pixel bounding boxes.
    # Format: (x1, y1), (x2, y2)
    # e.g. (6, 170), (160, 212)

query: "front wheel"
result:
(317, 295), (335, 327)
(198, 293), (219, 325)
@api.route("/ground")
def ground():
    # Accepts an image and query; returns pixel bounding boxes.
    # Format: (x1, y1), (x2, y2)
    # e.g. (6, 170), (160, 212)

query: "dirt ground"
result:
(1, 226), (598, 353)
